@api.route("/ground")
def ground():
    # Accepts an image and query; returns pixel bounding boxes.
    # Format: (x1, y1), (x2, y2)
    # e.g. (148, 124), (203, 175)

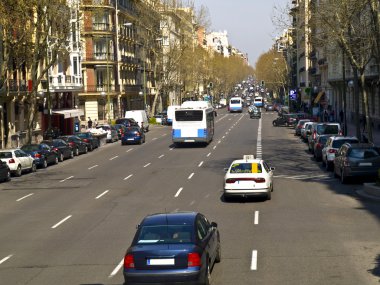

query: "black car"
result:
(21, 143), (59, 168)
(123, 212), (221, 285)
(115, 118), (139, 128)
(248, 106), (261, 119)
(272, 114), (297, 127)
(42, 139), (74, 161)
(59, 135), (88, 156)
(0, 160), (11, 182)
(76, 132), (99, 151)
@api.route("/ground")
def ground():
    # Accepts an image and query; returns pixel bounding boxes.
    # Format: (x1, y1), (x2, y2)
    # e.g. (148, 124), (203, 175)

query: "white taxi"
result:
(224, 155), (275, 200)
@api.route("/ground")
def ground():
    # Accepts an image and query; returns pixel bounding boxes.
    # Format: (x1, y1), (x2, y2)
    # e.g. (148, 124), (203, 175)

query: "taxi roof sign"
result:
(243, 155), (255, 161)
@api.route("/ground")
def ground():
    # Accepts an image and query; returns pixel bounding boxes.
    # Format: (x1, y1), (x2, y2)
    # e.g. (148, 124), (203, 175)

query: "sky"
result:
(193, 0), (290, 67)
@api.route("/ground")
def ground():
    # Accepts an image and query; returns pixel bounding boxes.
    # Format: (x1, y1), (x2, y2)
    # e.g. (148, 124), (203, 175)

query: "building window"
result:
(73, 57), (78, 75)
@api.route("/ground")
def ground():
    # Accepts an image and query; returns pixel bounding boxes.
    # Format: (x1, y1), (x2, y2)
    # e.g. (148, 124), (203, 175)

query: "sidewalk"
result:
(345, 121), (380, 145)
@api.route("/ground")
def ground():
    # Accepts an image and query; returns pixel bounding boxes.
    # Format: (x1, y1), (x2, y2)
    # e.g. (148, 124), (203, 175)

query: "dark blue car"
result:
(121, 126), (146, 145)
(123, 212), (221, 285)
(21, 143), (59, 168)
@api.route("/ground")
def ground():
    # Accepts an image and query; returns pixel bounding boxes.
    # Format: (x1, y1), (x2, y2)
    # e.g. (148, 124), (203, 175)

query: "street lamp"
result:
(0, 105), (4, 149)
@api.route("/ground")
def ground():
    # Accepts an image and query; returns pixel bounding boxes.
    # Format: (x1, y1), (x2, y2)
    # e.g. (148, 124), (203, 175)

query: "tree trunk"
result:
(353, 68), (361, 140)
(359, 72), (373, 142)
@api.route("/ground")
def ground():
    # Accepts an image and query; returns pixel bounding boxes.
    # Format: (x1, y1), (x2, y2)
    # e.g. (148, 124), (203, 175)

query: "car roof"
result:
(329, 135), (358, 140)
(141, 212), (198, 226)
(0, 149), (18, 152)
(230, 158), (262, 164)
(344, 143), (375, 148)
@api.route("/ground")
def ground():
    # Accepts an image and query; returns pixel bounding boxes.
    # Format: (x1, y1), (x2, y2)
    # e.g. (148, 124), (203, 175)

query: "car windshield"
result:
(349, 148), (380, 159)
(137, 225), (193, 244)
(332, 139), (358, 148)
(21, 145), (40, 151)
(0, 152), (12, 159)
(126, 127), (140, 133)
(230, 163), (262, 173)
(230, 99), (241, 104)
(317, 124), (339, 134)
(175, 110), (203, 121)
(76, 133), (90, 138)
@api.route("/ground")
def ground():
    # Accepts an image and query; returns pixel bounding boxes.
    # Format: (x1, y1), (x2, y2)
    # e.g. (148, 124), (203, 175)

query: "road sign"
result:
(289, 89), (297, 101)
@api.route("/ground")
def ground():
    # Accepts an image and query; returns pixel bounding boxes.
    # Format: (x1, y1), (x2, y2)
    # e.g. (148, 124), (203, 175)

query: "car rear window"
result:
(317, 125), (339, 134)
(21, 145), (39, 151)
(0, 152), (12, 159)
(332, 139), (359, 148)
(319, 136), (329, 144)
(230, 163), (262, 173)
(137, 225), (193, 244)
(77, 133), (89, 138)
(349, 148), (380, 159)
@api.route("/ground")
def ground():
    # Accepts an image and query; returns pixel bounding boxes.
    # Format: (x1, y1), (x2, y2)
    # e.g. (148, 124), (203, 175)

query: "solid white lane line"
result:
(189, 200), (195, 206)
(51, 215), (72, 229)
(254, 211), (259, 225)
(95, 190), (109, 199)
(198, 161), (204, 167)
(126, 148), (133, 153)
(17, 193), (34, 202)
(110, 156), (119, 160)
(88, 165), (98, 170)
(59, 176), (74, 183)
(207, 153), (211, 157)
(109, 258), (124, 278)
(158, 154), (164, 159)
(188, 173), (195, 180)
(0, 255), (12, 265)
(152, 138), (158, 140)
(143, 163), (151, 168)
(175, 187), (183, 197)
(124, 174), (133, 181)
(213, 146), (217, 150)
(170, 148), (174, 151)
(251, 250), (258, 270)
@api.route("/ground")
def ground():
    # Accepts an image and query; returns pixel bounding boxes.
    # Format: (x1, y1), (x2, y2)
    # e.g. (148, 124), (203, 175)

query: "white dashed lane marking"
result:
(17, 193), (34, 202)
(0, 255), (13, 265)
(175, 187), (183, 198)
(59, 176), (74, 183)
(51, 215), (72, 229)
(88, 165), (98, 170)
(95, 190), (109, 199)
(124, 174), (133, 181)
(251, 250), (258, 270)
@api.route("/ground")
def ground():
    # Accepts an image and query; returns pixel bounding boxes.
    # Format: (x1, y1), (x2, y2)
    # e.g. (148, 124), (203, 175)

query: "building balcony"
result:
(121, 56), (140, 65)
(49, 75), (83, 91)
(82, 84), (118, 93)
(81, 0), (115, 8)
(83, 22), (113, 33)
(82, 53), (116, 63)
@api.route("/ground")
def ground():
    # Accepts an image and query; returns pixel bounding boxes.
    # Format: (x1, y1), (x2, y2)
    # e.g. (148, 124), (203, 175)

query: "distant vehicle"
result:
(248, 106), (261, 119)
(115, 118), (139, 128)
(42, 139), (74, 161)
(265, 104), (274, 111)
(121, 126), (146, 145)
(0, 160), (11, 182)
(253, 96), (264, 108)
(0, 149), (36, 177)
(224, 155), (275, 201)
(167, 105), (180, 125)
(76, 132), (99, 151)
(322, 136), (359, 171)
(123, 212), (221, 285)
(59, 135), (89, 155)
(229, 97), (243, 113)
(125, 110), (149, 132)
(172, 101), (215, 145)
(219, 98), (227, 106)
(95, 125), (119, 143)
(21, 143), (59, 168)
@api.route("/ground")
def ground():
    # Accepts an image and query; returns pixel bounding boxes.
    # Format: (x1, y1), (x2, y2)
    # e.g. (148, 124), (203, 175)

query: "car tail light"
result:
(53, 147), (59, 152)
(124, 254), (135, 269)
(8, 158), (15, 163)
(312, 131), (316, 140)
(338, 130), (343, 135)
(34, 153), (41, 158)
(316, 143), (322, 149)
(83, 139), (89, 142)
(188, 253), (201, 267)
(328, 149), (337, 153)
(298, 125), (302, 129)
(226, 178), (265, 183)
(68, 142), (75, 147)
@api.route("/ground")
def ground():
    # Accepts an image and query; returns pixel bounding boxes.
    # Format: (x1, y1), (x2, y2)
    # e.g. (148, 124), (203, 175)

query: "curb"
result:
(355, 183), (380, 202)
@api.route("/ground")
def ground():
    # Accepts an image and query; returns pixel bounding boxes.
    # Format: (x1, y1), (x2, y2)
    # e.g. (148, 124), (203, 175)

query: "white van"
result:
(125, 110), (149, 132)
(167, 105), (180, 125)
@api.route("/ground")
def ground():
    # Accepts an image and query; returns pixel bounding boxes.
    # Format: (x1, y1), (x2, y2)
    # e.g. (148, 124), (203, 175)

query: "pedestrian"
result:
(88, 117), (93, 129)
(323, 109), (329, 122)
(339, 109), (344, 123)
(330, 109), (335, 122)
(361, 114), (367, 131)
(94, 118), (98, 127)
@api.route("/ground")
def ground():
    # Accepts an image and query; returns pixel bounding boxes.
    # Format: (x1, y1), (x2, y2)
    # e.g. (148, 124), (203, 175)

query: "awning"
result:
(52, 109), (84, 119)
(314, 91), (325, 104)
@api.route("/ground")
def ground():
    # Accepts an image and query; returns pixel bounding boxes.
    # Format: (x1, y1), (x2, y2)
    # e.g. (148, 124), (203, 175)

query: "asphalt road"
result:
(0, 109), (380, 285)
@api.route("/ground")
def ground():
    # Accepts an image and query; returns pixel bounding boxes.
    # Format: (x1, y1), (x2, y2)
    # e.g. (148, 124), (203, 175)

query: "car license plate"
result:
(184, 140), (195, 142)
(359, 162), (372, 166)
(147, 258), (175, 265)
(127, 138), (134, 141)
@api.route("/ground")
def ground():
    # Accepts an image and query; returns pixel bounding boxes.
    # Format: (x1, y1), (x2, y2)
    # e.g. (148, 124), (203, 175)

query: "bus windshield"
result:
(175, 110), (203, 121)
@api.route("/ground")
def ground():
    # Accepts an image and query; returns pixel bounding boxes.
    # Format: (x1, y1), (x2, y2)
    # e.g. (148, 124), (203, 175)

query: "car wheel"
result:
(267, 190), (272, 200)
(204, 262), (211, 285)
(59, 153), (64, 162)
(31, 163), (37, 172)
(75, 148), (79, 156)
(325, 161), (331, 171)
(215, 243), (221, 263)
(70, 150), (74, 158)
(54, 156), (59, 164)
(15, 165), (22, 177)
(139, 139), (142, 145)
(42, 159), (48, 168)
(89, 145), (93, 151)
(5, 169), (11, 181)
(84, 146), (88, 154)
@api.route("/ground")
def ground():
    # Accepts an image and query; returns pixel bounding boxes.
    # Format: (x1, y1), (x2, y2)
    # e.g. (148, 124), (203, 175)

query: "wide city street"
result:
(0, 109), (380, 285)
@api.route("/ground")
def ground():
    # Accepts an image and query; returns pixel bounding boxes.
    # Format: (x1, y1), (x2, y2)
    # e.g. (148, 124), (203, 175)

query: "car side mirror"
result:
(224, 168), (229, 172)
(270, 167), (275, 171)
(211, 222), (218, 228)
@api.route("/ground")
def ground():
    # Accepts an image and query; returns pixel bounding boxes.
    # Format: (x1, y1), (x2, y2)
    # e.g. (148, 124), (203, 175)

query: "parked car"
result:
(76, 132), (99, 151)
(125, 110), (150, 132)
(302, 122), (315, 142)
(334, 143), (380, 183)
(41, 139), (74, 161)
(113, 124), (128, 140)
(59, 135), (88, 156)
(0, 160), (11, 182)
(224, 155), (275, 201)
(123, 212), (221, 285)
(295, 119), (311, 136)
(265, 104), (274, 111)
(95, 125), (119, 143)
(121, 126), (146, 145)
(272, 114), (297, 127)
(21, 143), (59, 168)
(0, 149), (36, 177)
(313, 134), (333, 161)
(321, 136), (359, 171)
(308, 123), (342, 153)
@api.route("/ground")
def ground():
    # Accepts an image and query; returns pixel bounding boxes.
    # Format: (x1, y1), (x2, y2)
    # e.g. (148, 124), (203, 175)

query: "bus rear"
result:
(229, 98), (243, 113)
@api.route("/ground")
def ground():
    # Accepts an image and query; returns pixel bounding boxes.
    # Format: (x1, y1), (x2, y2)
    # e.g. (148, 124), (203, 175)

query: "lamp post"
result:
(0, 105), (4, 149)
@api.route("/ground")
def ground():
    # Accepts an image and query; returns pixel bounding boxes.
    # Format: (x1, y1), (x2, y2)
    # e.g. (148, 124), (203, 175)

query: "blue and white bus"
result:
(254, 96), (264, 108)
(172, 101), (215, 145)
(229, 97), (243, 113)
